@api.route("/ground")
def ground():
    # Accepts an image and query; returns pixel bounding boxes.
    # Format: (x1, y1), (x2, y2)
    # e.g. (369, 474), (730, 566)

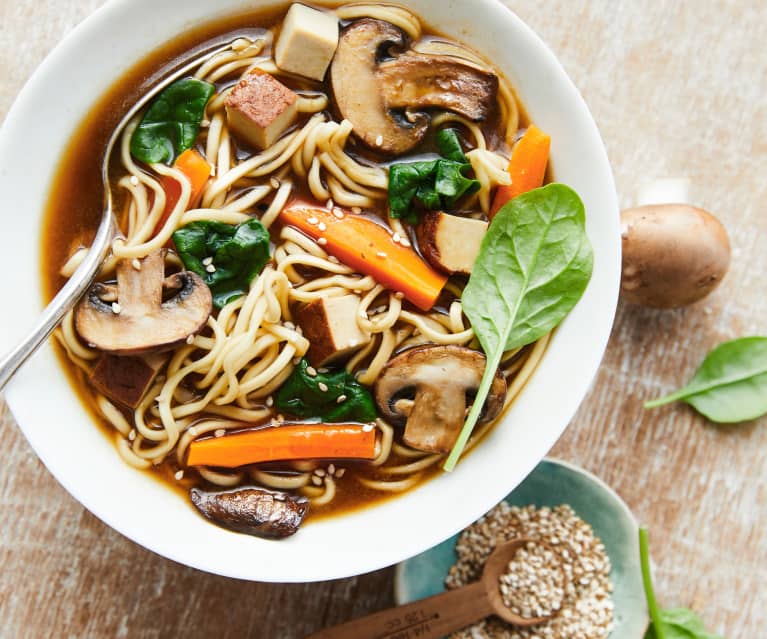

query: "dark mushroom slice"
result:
(330, 19), (498, 155)
(374, 345), (506, 454)
(190, 486), (309, 539)
(74, 250), (212, 356)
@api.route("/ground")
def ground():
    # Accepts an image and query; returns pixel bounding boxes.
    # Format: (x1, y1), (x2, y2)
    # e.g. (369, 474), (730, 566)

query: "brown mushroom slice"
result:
(375, 345), (506, 454)
(416, 211), (489, 275)
(190, 486), (309, 539)
(330, 19), (498, 155)
(377, 51), (498, 122)
(75, 250), (212, 356)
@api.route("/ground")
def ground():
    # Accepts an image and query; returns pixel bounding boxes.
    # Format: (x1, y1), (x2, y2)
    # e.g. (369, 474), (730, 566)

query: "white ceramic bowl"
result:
(0, 0), (619, 582)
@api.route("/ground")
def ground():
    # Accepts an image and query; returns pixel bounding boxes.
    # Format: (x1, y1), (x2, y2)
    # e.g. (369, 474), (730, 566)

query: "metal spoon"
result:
(305, 538), (558, 639)
(0, 39), (239, 392)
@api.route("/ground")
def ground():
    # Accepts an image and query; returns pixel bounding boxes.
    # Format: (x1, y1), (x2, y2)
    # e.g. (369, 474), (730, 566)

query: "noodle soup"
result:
(43, 2), (582, 539)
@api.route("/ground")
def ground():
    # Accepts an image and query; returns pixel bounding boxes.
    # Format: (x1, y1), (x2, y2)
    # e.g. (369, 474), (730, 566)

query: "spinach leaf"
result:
(444, 184), (593, 470)
(130, 78), (215, 165)
(274, 359), (377, 423)
(644, 337), (767, 423)
(640, 528), (726, 639)
(388, 128), (480, 223)
(173, 218), (270, 309)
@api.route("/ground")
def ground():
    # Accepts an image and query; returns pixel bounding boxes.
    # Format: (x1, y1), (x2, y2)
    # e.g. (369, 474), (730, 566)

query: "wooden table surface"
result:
(1, 1), (765, 637)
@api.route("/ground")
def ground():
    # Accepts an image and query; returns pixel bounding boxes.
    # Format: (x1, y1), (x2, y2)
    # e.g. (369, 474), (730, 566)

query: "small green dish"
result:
(394, 458), (648, 638)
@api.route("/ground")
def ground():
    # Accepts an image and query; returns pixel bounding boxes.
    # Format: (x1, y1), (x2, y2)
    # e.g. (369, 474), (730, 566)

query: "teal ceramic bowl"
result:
(394, 458), (648, 637)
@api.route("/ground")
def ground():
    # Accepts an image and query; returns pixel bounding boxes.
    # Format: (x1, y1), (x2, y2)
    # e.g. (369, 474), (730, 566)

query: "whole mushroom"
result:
(374, 344), (506, 454)
(75, 250), (212, 355)
(621, 204), (730, 308)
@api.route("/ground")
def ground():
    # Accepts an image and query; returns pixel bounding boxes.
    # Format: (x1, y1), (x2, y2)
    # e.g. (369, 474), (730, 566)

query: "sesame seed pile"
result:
(446, 503), (614, 639)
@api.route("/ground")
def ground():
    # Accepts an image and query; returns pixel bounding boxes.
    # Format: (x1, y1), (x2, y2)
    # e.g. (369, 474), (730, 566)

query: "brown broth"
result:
(41, 3), (528, 523)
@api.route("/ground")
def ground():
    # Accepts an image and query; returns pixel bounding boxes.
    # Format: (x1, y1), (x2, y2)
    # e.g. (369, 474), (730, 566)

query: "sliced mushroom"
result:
(75, 250), (212, 355)
(416, 211), (489, 275)
(330, 19), (498, 155)
(375, 345), (506, 454)
(190, 486), (309, 539)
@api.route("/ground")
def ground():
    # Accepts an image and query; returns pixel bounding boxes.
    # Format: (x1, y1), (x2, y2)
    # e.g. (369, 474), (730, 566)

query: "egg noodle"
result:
(55, 4), (546, 508)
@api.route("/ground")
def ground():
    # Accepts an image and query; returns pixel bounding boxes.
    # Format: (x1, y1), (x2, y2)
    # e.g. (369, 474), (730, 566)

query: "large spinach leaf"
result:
(644, 336), (767, 423)
(275, 359), (377, 423)
(173, 218), (270, 309)
(130, 78), (215, 165)
(444, 184), (593, 470)
(388, 128), (480, 223)
(640, 528), (726, 639)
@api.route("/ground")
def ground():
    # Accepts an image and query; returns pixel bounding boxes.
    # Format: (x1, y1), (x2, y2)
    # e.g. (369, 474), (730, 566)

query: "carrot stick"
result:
(154, 149), (211, 236)
(280, 200), (447, 311)
(186, 423), (377, 468)
(489, 124), (551, 218)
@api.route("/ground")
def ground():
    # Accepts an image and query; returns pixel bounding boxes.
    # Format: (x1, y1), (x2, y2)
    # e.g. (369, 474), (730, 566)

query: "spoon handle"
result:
(305, 581), (492, 639)
(0, 216), (114, 392)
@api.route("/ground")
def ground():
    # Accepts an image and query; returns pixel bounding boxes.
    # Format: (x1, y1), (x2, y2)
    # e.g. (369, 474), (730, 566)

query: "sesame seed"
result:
(326, 198), (334, 209)
(306, 366), (318, 377)
(376, 251), (387, 258)
(317, 237), (328, 246)
(174, 470), (184, 480)
(375, 134), (384, 146)
(206, 263), (216, 273)
(394, 292), (404, 300)
(328, 463), (336, 475)
(392, 232), (401, 242)
(351, 207), (362, 215)
(315, 468), (326, 477)
(188, 427), (198, 437)
(307, 216), (319, 225)
(202, 256), (213, 266)
(128, 430), (136, 441)
(270, 177), (281, 189)
(292, 357), (301, 365)
(332, 208), (345, 219)
(201, 119), (211, 127)
(214, 429), (226, 438)
(336, 394), (347, 404)
(318, 382), (328, 392)
(336, 468), (346, 478)
(317, 367), (329, 374)
(132, 258), (142, 271)
(318, 222), (327, 231)
(186, 334), (195, 345)
(266, 396), (274, 407)
(283, 321), (295, 330)
(130, 175), (139, 186)
(311, 475), (323, 486)
(362, 423), (374, 432)
(276, 414), (285, 422)
(111, 302), (122, 314)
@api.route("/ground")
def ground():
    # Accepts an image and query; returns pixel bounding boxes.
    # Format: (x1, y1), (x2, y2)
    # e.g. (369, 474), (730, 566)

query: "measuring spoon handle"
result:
(305, 581), (492, 639)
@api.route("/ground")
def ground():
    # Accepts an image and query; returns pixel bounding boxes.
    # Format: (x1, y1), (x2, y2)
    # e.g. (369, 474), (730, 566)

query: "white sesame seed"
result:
(326, 198), (334, 209)
(206, 263), (216, 273)
(306, 366), (318, 377)
(317, 237), (328, 246)
(351, 207), (362, 215)
(318, 382), (328, 392)
(186, 334), (195, 345)
(266, 396), (274, 407)
(336, 394), (347, 404)
(132, 258), (142, 271)
(292, 357), (301, 365)
(311, 475), (323, 486)
(318, 222), (327, 231)
(128, 430), (136, 441)
(315, 468), (326, 477)
(130, 175), (139, 186)
(333, 208), (345, 219)
(327, 463), (336, 475)
(111, 302), (122, 314)
(375, 134), (384, 146)
(174, 470), (184, 480)
(392, 232), (402, 243)
(317, 367), (329, 374)
(307, 216), (319, 225)
(214, 429), (226, 438)
(362, 423), (374, 432)
(336, 468), (346, 478)
(376, 251), (387, 258)
(270, 177), (281, 189)
(202, 256), (213, 266)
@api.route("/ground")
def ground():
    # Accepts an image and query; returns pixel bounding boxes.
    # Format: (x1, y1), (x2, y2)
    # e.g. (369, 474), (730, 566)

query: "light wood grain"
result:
(1, 1), (765, 637)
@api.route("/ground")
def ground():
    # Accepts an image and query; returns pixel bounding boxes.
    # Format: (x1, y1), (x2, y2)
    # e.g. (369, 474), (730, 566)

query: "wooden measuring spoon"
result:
(305, 538), (555, 639)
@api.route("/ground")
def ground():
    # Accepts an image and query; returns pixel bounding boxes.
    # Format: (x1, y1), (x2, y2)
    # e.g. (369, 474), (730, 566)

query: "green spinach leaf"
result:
(640, 528), (726, 639)
(644, 336), (767, 423)
(130, 78), (215, 165)
(274, 359), (377, 423)
(388, 129), (480, 223)
(444, 184), (593, 470)
(173, 218), (270, 309)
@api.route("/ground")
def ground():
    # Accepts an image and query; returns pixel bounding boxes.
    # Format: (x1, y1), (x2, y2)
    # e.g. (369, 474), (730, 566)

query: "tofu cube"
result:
(416, 212), (489, 275)
(225, 69), (298, 150)
(295, 295), (371, 367)
(274, 3), (339, 81)
(89, 353), (166, 410)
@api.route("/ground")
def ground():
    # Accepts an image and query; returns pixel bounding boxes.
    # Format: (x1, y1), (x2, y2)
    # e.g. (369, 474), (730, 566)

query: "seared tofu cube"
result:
(274, 3), (339, 81)
(225, 69), (298, 150)
(295, 295), (371, 367)
(416, 212), (489, 275)
(89, 353), (166, 410)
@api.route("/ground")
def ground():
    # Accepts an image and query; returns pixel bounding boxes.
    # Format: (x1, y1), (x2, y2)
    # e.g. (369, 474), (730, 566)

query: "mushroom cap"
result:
(75, 252), (212, 356)
(374, 344), (506, 454)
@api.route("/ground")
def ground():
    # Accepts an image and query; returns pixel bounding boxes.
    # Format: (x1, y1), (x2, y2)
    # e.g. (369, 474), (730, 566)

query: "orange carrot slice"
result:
(154, 149), (211, 236)
(280, 200), (447, 311)
(186, 423), (377, 468)
(490, 124), (551, 218)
